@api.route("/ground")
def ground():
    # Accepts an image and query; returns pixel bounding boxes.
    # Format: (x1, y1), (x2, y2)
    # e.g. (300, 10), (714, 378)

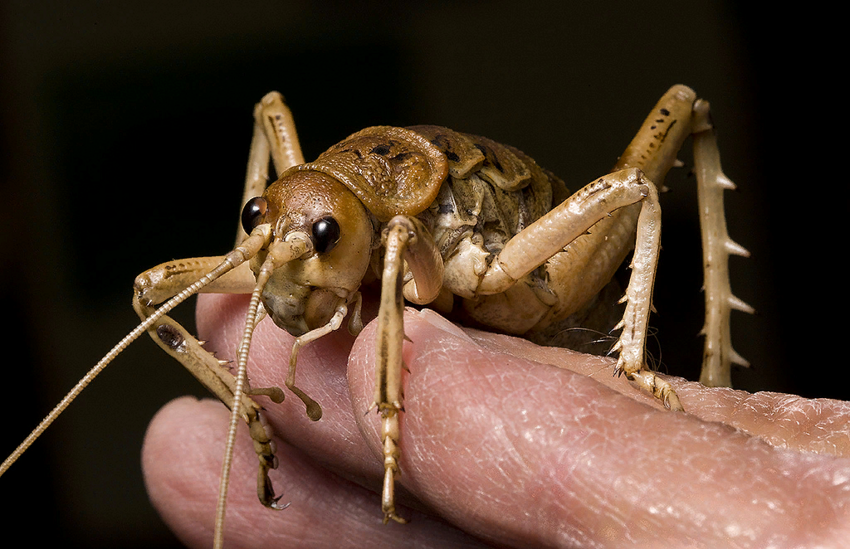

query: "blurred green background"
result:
(0, 2), (839, 547)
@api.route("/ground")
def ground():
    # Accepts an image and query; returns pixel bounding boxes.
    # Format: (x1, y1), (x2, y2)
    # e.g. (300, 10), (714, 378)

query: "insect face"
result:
(249, 170), (373, 335)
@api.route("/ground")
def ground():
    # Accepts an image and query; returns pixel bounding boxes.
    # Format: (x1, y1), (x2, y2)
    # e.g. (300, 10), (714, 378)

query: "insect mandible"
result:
(0, 84), (752, 546)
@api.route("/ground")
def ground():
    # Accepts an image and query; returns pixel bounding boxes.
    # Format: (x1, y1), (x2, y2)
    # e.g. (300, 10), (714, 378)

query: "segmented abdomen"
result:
(407, 125), (569, 261)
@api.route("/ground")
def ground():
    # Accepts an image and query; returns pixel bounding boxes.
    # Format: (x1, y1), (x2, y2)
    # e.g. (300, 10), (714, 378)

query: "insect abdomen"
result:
(408, 125), (567, 259)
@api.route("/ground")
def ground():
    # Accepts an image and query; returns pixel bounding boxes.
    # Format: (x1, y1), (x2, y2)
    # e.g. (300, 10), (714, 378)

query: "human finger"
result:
(347, 309), (850, 548)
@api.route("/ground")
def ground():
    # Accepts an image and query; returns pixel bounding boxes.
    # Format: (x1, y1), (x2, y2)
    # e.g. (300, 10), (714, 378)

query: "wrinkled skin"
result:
(143, 292), (850, 548)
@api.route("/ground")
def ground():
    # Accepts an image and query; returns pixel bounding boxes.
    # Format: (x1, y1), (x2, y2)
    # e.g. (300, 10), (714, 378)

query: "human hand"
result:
(143, 293), (850, 548)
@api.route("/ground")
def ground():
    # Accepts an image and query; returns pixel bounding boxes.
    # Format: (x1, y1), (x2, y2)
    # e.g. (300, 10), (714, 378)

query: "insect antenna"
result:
(0, 224), (275, 479)
(214, 232), (311, 549)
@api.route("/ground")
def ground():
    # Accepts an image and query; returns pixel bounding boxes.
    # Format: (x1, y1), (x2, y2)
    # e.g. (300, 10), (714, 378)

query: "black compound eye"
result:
(241, 197), (267, 235)
(312, 216), (340, 254)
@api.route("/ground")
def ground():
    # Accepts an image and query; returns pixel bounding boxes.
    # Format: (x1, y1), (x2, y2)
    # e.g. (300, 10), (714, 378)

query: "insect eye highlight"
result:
(241, 197), (268, 235)
(312, 216), (340, 254)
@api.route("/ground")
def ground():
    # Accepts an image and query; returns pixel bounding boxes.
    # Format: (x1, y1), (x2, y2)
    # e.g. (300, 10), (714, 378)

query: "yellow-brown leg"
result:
(692, 100), (754, 387)
(467, 168), (682, 410)
(374, 216), (444, 523)
(236, 91), (305, 244)
(132, 230), (288, 508)
(613, 86), (752, 387)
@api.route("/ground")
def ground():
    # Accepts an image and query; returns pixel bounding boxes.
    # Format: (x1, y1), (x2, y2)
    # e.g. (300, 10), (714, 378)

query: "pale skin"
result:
(142, 293), (850, 548)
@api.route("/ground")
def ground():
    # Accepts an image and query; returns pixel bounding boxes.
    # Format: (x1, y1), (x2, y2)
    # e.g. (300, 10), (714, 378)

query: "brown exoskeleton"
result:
(1, 85), (752, 546)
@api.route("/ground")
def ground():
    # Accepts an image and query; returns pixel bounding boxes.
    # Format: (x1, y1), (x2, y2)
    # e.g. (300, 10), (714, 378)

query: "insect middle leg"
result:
(476, 86), (751, 389)
(372, 169), (675, 523)
(474, 168), (681, 410)
(613, 85), (752, 387)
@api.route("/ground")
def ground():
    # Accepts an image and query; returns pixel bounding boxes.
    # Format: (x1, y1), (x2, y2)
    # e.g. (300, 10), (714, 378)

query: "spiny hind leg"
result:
(462, 169), (682, 410)
(691, 100), (754, 387)
(133, 256), (286, 507)
(616, 86), (753, 387)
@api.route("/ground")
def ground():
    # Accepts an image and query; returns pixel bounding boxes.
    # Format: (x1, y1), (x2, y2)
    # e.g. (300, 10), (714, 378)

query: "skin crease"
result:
(142, 292), (850, 548)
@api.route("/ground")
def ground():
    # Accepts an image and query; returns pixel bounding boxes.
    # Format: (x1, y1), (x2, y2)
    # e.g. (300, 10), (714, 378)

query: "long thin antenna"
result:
(0, 225), (273, 479)
(1, 262), (226, 476)
(213, 234), (310, 549)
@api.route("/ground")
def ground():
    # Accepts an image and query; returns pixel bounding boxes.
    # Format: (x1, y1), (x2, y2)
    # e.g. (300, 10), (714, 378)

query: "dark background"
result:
(0, 2), (840, 547)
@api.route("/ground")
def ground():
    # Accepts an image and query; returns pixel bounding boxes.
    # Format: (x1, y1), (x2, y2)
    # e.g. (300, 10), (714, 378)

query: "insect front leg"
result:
(374, 215), (444, 524)
(133, 253), (287, 508)
(475, 168), (682, 411)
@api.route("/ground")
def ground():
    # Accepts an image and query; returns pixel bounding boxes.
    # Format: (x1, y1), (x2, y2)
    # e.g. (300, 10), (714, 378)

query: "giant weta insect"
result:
(1, 85), (751, 546)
